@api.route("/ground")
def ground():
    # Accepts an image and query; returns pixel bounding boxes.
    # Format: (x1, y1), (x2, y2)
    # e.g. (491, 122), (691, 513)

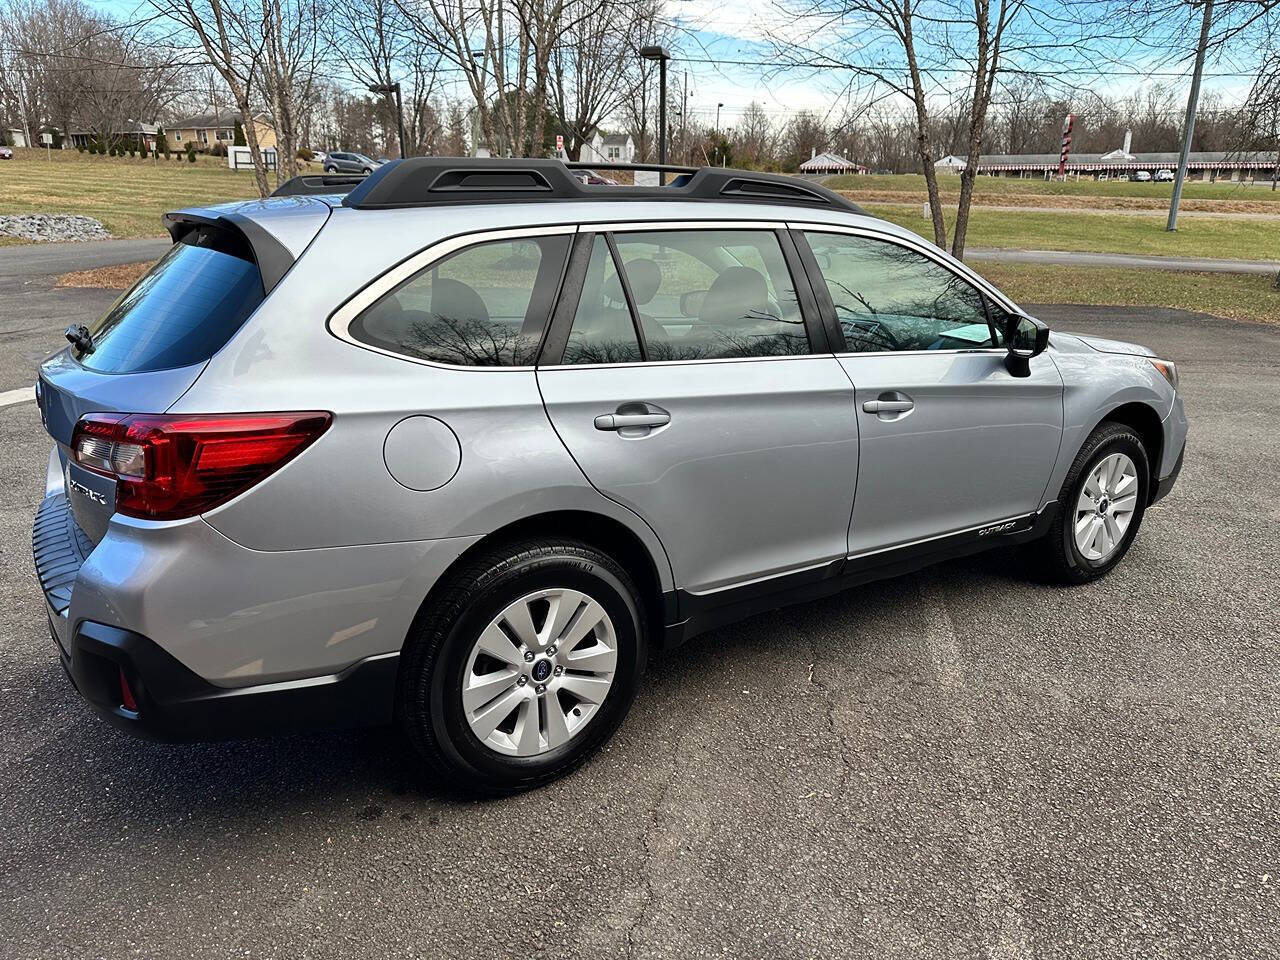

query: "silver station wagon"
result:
(33, 159), (1187, 793)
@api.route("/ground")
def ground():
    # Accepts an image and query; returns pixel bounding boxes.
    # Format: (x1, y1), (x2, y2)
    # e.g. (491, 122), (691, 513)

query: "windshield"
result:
(72, 226), (264, 373)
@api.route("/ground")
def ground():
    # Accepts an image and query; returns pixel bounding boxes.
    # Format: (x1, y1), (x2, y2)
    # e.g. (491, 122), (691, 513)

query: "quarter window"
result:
(608, 229), (810, 361)
(804, 232), (997, 353)
(349, 234), (570, 366)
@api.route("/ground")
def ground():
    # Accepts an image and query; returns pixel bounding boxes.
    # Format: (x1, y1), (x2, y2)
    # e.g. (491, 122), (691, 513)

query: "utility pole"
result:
(1168, 0), (1215, 231)
(640, 46), (671, 183)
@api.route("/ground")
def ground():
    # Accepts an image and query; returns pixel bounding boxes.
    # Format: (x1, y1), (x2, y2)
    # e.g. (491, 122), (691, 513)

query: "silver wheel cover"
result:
(462, 588), (618, 757)
(1074, 452), (1139, 562)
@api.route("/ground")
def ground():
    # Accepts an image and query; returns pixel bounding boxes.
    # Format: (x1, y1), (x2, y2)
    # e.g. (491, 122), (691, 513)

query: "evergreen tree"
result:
(233, 120), (246, 146)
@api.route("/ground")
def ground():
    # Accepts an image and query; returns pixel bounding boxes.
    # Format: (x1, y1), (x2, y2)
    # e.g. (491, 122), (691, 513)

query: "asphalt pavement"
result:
(1, 249), (1277, 959)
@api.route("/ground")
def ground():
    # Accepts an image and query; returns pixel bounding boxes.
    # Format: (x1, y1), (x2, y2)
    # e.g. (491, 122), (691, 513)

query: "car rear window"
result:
(72, 225), (265, 373)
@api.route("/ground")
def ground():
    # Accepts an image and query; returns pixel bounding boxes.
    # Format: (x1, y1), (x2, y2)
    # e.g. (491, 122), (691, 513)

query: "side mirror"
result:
(679, 289), (707, 318)
(1003, 314), (1050, 376)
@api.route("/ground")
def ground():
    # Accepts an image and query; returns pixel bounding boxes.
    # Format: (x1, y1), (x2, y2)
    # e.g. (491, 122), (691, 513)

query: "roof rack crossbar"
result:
(341, 157), (865, 215)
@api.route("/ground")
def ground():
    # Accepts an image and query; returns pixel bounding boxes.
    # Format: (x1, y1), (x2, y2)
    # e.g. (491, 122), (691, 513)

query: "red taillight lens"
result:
(71, 412), (332, 520)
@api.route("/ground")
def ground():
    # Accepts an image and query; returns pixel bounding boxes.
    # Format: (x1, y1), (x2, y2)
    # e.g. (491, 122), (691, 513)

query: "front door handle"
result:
(862, 399), (914, 414)
(594, 411), (671, 431)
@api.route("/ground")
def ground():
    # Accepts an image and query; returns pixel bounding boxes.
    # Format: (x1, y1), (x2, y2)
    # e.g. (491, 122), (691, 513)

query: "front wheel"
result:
(323, 164), (336, 173)
(362, 166), (372, 174)
(398, 539), (647, 795)
(1036, 421), (1150, 584)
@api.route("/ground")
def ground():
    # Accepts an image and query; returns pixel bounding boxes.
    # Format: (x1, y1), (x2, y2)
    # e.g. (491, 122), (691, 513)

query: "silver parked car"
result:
(33, 159), (1187, 793)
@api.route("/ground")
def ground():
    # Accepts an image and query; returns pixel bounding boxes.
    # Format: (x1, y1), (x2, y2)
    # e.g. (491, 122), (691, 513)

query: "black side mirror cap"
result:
(1004, 314), (1049, 376)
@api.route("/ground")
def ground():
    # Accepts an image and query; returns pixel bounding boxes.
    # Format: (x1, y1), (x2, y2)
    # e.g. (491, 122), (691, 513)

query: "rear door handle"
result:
(594, 412), (671, 431)
(862, 400), (914, 413)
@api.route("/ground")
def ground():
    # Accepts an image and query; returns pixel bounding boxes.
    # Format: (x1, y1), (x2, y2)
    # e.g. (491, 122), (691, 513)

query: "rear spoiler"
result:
(162, 211), (295, 295)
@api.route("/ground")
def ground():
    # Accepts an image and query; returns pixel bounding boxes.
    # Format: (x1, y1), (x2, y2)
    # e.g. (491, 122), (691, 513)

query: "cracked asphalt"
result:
(1, 248), (1277, 959)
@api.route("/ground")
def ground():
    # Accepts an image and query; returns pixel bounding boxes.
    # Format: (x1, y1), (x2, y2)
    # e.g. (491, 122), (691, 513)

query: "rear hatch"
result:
(37, 222), (268, 544)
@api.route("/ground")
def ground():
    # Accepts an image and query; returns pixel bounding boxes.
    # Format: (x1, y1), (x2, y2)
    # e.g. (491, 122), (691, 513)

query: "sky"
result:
(89, 0), (1259, 133)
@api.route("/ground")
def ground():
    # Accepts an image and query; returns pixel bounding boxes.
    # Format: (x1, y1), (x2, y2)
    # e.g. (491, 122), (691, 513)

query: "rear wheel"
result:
(323, 164), (336, 173)
(398, 539), (647, 795)
(1036, 421), (1149, 584)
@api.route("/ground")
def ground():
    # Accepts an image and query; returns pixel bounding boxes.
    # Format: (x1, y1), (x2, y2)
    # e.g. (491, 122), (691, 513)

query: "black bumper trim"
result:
(1150, 443), (1185, 505)
(68, 621), (397, 741)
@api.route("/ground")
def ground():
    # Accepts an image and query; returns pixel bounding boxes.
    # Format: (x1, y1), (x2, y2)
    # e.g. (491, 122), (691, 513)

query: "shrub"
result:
(233, 119), (246, 146)
(186, 142), (196, 163)
(155, 128), (168, 154)
(296, 147), (315, 162)
(209, 141), (227, 157)
(50, 128), (63, 149)
(77, 144), (85, 154)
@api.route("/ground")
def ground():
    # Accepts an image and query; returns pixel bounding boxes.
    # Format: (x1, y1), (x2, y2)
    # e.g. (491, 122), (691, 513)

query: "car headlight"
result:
(1149, 358), (1178, 390)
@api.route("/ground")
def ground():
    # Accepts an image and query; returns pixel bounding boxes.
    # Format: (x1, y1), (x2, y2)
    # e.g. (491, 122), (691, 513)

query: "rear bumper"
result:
(62, 619), (398, 741)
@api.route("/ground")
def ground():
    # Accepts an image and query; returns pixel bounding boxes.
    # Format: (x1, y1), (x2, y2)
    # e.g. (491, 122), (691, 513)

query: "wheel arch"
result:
(406, 510), (674, 650)
(1099, 401), (1164, 501)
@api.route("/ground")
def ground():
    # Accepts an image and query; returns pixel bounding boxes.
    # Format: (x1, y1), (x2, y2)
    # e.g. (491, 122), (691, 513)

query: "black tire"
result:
(323, 164), (335, 173)
(1036, 421), (1150, 584)
(397, 539), (647, 795)
(362, 166), (372, 174)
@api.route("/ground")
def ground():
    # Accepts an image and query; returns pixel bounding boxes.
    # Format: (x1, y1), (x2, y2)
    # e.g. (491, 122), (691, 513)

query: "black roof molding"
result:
(342, 157), (866, 215)
(271, 173), (367, 197)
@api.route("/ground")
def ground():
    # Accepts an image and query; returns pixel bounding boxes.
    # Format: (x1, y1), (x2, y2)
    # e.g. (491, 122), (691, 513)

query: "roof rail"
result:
(341, 157), (865, 214)
(271, 173), (367, 197)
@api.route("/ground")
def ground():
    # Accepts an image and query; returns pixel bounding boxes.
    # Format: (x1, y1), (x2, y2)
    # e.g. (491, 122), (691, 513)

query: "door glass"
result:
(349, 234), (569, 365)
(562, 236), (643, 365)
(804, 232), (996, 353)
(613, 230), (809, 360)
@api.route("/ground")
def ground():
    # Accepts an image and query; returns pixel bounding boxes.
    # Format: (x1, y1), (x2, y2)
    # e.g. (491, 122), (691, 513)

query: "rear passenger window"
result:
(74, 225), (265, 373)
(612, 230), (809, 360)
(562, 237), (643, 364)
(350, 235), (570, 366)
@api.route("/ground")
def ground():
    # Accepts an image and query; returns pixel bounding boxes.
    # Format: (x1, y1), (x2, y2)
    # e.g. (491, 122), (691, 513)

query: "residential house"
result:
(168, 110), (277, 151)
(580, 132), (634, 165)
(68, 121), (158, 151)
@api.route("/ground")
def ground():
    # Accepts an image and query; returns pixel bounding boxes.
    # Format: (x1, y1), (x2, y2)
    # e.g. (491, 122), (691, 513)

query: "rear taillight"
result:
(71, 412), (332, 520)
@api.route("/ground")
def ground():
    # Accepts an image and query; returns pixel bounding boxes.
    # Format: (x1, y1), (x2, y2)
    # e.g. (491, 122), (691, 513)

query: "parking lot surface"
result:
(1, 258), (1276, 959)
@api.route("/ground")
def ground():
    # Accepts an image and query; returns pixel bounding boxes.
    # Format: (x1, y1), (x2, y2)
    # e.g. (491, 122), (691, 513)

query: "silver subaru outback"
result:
(33, 159), (1187, 793)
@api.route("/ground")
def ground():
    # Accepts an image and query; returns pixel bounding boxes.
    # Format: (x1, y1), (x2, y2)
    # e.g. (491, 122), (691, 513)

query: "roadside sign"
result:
(40, 132), (52, 145)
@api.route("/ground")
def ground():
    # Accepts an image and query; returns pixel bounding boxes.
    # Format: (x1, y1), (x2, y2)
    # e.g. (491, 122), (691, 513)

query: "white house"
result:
(580, 132), (634, 165)
(798, 152), (868, 175)
(4, 127), (28, 148)
(934, 155), (967, 174)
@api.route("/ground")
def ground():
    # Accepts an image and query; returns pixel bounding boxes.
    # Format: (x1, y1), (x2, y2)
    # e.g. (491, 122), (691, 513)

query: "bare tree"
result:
(147, 0), (271, 194)
(256, 0), (324, 181)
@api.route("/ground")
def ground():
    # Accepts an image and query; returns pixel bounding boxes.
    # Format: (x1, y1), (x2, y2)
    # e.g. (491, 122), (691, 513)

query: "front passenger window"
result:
(805, 232), (996, 353)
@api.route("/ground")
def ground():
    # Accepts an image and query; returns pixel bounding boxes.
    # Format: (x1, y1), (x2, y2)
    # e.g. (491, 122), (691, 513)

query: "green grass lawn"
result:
(867, 204), (1280, 261)
(827, 172), (1280, 202)
(974, 261), (1280, 324)
(0, 147), (261, 237)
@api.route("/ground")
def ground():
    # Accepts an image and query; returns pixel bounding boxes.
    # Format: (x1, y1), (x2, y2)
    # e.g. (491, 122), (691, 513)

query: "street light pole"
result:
(1168, 0), (1214, 231)
(369, 82), (408, 159)
(716, 102), (723, 131)
(640, 46), (671, 183)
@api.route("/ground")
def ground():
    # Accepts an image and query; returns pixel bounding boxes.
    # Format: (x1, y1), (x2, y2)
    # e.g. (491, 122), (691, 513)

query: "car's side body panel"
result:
(837, 349), (1064, 555)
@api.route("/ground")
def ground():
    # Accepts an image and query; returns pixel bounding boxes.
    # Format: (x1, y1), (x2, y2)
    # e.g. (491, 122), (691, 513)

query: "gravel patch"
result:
(0, 214), (113, 243)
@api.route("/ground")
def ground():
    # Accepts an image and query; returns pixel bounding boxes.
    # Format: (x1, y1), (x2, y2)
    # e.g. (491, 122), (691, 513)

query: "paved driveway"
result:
(0, 261), (1276, 959)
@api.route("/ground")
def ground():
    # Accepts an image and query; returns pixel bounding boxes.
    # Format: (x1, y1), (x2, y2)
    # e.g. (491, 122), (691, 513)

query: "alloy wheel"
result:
(1074, 452), (1139, 561)
(461, 588), (618, 757)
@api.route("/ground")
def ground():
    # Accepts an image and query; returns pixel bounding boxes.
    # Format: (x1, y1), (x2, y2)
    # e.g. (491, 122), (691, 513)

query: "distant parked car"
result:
(1154, 169), (1175, 182)
(1096, 174), (1109, 182)
(324, 151), (380, 174)
(1134, 171), (1152, 182)
(309, 150), (328, 165)
(0, 146), (13, 160)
